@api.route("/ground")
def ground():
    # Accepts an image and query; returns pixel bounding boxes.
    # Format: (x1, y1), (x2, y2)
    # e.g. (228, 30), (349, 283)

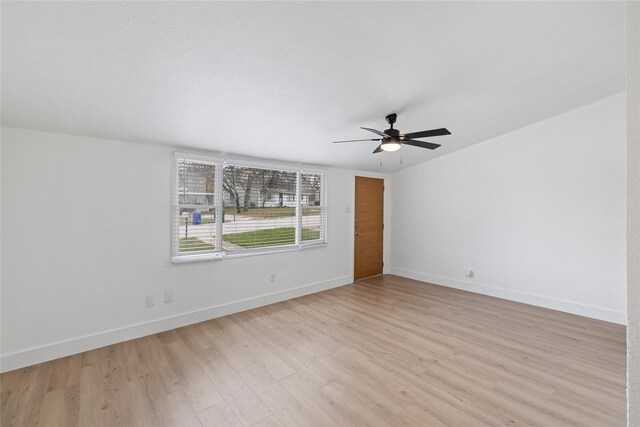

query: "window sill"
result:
(172, 241), (327, 264)
(300, 241), (327, 250)
(172, 252), (224, 264)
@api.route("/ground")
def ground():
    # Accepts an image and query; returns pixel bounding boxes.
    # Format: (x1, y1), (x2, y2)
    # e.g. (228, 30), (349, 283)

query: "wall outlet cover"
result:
(164, 291), (173, 303)
(146, 295), (156, 307)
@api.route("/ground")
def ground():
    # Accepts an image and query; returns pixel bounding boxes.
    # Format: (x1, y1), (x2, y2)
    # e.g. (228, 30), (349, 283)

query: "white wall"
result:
(0, 127), (390, 372)
(626, 1), (640, 424)
(389, 93), (627, 324)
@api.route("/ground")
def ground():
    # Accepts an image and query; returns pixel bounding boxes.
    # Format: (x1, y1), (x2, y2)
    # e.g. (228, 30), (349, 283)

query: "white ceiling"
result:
(1, 1), (625, 172)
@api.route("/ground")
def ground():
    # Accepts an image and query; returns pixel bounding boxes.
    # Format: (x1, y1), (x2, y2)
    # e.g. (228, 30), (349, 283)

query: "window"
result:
(173, 153), (326, 262)
(301, 172), (325, 243)
(174, 157), (217, 255)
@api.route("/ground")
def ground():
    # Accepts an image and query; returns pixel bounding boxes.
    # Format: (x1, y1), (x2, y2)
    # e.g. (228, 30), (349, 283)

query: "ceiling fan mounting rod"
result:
(385, 113), (397, 129)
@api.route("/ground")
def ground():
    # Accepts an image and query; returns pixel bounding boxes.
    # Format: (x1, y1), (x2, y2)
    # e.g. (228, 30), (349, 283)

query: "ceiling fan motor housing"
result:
(384, 128), (400, 138)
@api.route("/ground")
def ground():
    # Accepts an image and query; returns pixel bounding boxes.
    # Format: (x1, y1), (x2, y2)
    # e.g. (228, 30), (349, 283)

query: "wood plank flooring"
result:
(0, 275), (627, 426)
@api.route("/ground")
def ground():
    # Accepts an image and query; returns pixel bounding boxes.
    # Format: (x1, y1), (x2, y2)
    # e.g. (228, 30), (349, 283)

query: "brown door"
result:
(354, 176), (384, 280)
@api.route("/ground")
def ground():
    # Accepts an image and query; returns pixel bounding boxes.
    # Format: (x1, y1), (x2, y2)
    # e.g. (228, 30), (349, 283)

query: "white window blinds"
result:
(301, 172), (325, 243)
(173, 154), (326, 261)
(174, 158), (218, 255)
(222, 166), (299, 252)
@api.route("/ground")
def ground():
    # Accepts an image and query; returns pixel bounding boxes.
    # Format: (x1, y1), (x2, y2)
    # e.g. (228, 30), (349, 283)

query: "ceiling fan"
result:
(333, 113), (451, 153)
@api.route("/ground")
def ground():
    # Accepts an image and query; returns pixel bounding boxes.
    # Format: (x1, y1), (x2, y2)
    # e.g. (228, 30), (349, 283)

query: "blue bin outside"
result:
(192, 212), (201, 225)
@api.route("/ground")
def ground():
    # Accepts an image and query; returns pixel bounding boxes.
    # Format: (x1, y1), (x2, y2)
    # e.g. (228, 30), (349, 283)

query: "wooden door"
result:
(354, 176), (384, 280)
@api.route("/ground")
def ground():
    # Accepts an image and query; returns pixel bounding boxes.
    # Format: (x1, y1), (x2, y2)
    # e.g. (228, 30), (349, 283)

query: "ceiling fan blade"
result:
(402, 140), (441, 150)
(333, 138), (382, 143)
(372, 144), (383, 154)
(361, 127), (386, 137)
(402, 128), (451, 139)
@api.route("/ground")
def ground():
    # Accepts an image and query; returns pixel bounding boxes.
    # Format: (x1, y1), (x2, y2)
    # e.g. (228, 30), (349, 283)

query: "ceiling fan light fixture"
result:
(381, 139), (401, 152)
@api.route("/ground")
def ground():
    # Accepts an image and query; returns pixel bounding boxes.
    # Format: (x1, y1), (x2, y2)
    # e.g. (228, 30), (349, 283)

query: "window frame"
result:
(172, 152), (327, 263)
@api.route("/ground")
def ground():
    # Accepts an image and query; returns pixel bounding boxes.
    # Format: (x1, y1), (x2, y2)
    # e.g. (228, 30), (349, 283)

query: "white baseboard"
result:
(0, 275), (352, 373)
(388, 267), (626, 325)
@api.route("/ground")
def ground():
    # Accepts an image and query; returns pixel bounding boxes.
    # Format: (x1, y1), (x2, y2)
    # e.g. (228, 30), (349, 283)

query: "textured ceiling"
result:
(1, 1), (625, 172)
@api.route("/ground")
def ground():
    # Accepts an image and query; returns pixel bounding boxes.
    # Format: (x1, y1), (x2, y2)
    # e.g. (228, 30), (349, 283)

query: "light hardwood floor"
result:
(1, 275), (627, 426)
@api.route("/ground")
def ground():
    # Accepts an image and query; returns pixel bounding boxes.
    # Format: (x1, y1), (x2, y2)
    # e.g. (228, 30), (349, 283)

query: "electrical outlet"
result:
(146, 295), (156, 308)
(164, 290), (173, 303)
(270, 272), (276, 282)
